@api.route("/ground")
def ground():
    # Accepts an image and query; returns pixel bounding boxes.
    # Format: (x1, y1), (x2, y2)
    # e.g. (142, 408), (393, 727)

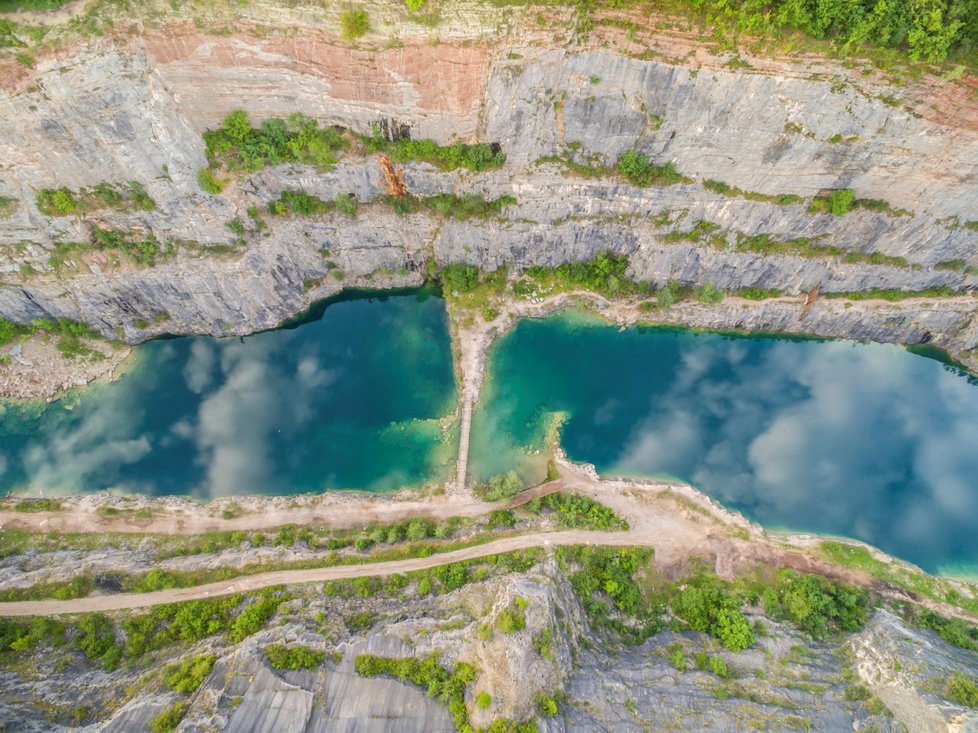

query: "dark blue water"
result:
(0, 290), (457, 498)
(471, 310), (978, 574)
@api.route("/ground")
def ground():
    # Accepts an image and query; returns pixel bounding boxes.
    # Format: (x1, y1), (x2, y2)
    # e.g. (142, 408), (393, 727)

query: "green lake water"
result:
(470, 310), (978, 575)
(0, 289), (457, 498)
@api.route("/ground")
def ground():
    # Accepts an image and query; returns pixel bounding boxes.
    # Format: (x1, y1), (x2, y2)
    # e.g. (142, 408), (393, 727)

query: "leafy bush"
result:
(655, 280), (687, 309)
(672, 579), (755, 651)
(340, 9), (369, 39)
(0, 617), (65, 654)
(808, 189), (855, 217)
(761, 569), (869, 638)
(203, 111), (348, 175)
(479, 471), (524, 502)
(476, 691), (492, 708)
(230, 591), (289, 642)
(536, 692), (559, 717)
(526, 492), (628, 531)
(265, 644), (326, 671)
(525, 251), (645, 298)
(36, 187), (78, 215)
(496, 599), (527, 633)
(163, 654), (216, 693)
(917, 609), (978, 651)
(362, 133), (506, 172)
(694, 282), (725, 304)
(74, 613), (122, 670)
(150, 701), (189, 733)
(131, 568), (178, 593)
(616, 150), (687, 186)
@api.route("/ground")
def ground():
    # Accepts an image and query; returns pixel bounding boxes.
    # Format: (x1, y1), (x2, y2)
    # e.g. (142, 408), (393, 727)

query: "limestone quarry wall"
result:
(0, 22), (976, 360)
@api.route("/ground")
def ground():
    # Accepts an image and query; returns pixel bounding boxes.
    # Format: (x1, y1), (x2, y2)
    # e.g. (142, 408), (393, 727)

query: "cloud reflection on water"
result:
(613, 338), (978, 569)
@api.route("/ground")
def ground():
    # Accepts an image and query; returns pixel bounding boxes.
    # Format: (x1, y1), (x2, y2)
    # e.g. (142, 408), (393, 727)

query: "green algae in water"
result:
(471, 310), (978, 573)
(0, 290), (457, 497)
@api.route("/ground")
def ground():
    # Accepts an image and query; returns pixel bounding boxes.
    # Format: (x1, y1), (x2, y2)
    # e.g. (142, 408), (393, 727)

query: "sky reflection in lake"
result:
(471, 311), (978, 573)
(0, 291), (456, 498)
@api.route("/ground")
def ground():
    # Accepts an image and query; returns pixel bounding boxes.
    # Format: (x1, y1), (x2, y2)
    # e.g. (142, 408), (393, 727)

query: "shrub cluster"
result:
(163, 654), (216, 693)
(686, 0), (977, 62)
(759, 569), (869, 638)
(616, 150), (689, 187)
(477, 471), (524, 502)
(361, 133), (505, 172)
(672, 578), (755, 651)
(562, 546), (659, 642)
(265, 644), (326, 671)
(354, 653), (536, 733)
(36, 181), (155, 217)
(0, 317), (103, 360)
(524, 251), (646, 298)
(526, 492), (629, 531)
(202, 111), (348, 177)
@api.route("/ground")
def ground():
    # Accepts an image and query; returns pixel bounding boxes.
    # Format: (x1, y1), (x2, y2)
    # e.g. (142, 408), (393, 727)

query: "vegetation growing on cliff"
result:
(50, 227), (172, 270)
(35, 182), (155, 217)
(339, 8), (369, 40)
(658, 0), (978, 63)
(354, 653), (537, 732)
(201, 111), (349, 180)
(265, 644), (325, 670)
(525, 492), (629, 530)
(0, 196), (18, 218)
(0, 316), (104, 360)
(703, 179), (805, 206)
(538, 148), (690, 187)
(360, 130), (506, 172)
(807, 188), (911, 218)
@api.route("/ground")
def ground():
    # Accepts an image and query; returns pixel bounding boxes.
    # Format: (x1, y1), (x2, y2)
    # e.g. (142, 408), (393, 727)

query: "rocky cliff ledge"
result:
(0, 0), (977, 371)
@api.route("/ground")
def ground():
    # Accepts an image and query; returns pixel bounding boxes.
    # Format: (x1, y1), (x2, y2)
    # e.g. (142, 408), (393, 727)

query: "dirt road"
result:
(2, 464), (976, 625)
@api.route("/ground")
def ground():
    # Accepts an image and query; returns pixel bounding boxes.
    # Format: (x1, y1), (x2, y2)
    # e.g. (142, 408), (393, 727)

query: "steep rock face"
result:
(0, 26), (976, 357)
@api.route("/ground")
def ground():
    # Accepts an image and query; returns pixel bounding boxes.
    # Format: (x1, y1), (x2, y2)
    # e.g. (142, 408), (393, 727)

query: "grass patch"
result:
(703, 179), (804, 206)
(340, 9), (369, 40)
(737, 287), (784, 300)
(13, 498), (62, 512)
(0, 317), (104, 360)
(823, 286), (958, 301)
(820, 540), (978, 616)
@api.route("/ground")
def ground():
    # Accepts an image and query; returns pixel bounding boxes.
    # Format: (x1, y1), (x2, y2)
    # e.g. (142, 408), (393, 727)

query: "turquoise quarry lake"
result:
(0, 290), (457, 497)
(3, 292), (977, 574)
(470, 310), (978, 575)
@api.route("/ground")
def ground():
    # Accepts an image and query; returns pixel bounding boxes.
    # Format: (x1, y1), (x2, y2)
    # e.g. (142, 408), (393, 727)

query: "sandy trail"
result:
(0, 481), (564, 535)
(3, 464), (976, 624)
